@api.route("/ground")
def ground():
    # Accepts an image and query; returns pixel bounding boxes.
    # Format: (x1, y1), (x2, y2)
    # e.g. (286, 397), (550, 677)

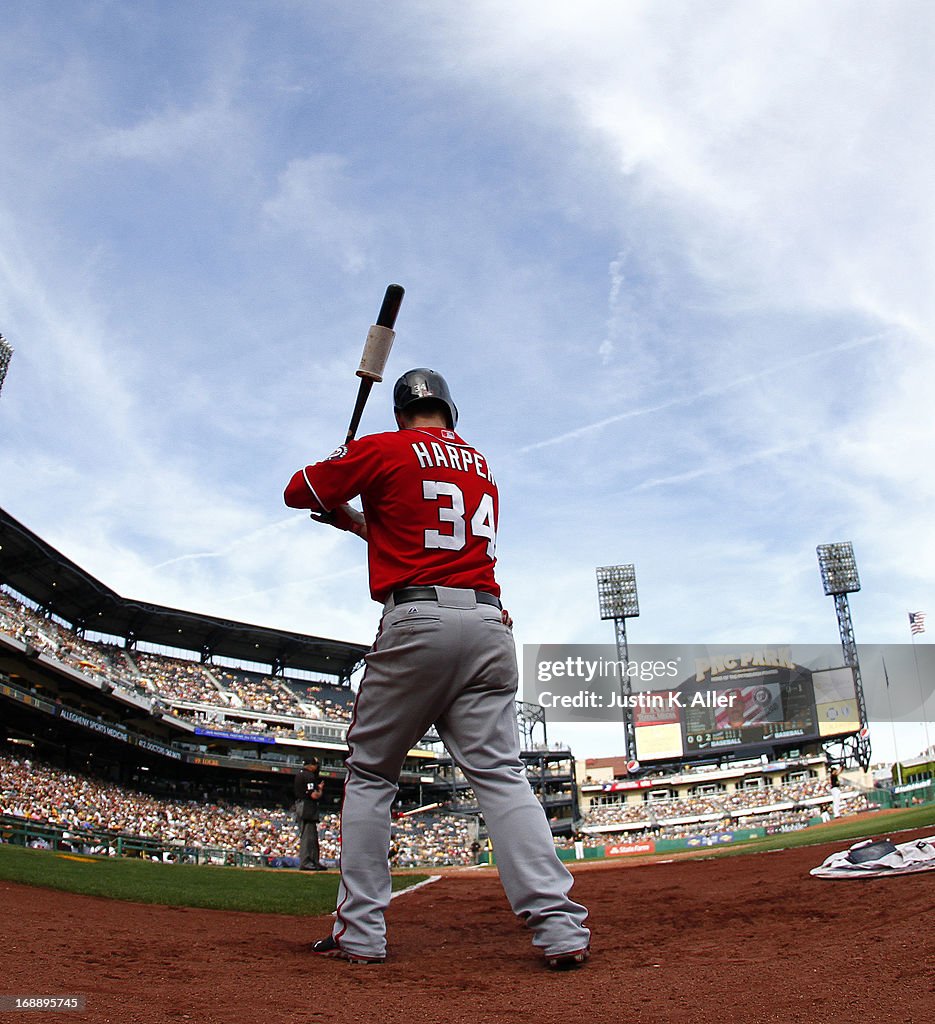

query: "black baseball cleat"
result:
(544, 945), (591, 970)
(310, 935), (385, 964)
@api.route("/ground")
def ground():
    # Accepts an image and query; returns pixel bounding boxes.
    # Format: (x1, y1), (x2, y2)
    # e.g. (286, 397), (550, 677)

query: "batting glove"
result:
(310, 503), (367, 539)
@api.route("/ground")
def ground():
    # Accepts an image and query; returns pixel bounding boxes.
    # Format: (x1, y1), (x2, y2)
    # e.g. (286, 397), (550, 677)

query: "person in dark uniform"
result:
(294, 758), (326, 870)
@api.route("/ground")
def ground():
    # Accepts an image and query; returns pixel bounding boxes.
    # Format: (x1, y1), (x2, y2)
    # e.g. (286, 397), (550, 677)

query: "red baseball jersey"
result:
(285, 426), (500, 602)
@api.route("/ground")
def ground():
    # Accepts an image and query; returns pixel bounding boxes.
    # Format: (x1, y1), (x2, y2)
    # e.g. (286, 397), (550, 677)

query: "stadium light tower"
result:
(596, 564), (640, 760)
(817, 542), (871, 770)
(0, 333), (12, 398)
(516, 700), (547, 750)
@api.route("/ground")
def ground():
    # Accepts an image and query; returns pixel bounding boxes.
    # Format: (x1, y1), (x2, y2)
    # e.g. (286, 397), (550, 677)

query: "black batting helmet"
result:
(393, 368), (458, 429)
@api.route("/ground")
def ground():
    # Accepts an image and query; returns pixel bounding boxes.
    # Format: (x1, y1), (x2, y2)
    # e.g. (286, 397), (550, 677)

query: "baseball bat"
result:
(344, 283), (405, 443)
(396, 802), (443, 818)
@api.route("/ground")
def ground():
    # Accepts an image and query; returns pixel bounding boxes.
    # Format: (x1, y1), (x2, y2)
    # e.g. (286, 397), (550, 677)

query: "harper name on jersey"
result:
(409, 432), (495, 483)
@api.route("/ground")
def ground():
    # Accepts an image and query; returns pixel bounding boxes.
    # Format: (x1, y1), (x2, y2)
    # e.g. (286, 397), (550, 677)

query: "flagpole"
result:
(908, 612), (931, 759)
(882, 657), (903, 786)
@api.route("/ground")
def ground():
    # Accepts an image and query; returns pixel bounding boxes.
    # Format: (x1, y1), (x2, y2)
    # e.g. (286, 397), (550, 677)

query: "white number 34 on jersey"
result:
(422, 481), (496, 559)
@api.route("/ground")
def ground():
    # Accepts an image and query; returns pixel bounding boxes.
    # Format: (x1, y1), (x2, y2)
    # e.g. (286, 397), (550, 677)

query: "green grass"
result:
(3, 805), (932, 912)
(0, 844), (427, 915)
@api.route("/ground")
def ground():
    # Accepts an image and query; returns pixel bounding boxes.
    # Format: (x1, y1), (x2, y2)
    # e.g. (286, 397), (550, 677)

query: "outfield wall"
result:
(866, 780), (935, 808)
(0, 814), (269, 867)
(554, 826), (771, 862)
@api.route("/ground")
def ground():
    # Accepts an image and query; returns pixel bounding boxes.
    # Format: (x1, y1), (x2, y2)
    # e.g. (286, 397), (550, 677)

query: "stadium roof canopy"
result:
(0, 506), (367, 681)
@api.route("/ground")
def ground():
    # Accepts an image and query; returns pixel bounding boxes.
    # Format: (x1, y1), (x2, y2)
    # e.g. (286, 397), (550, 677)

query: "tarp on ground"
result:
(810, 835), (935, 879)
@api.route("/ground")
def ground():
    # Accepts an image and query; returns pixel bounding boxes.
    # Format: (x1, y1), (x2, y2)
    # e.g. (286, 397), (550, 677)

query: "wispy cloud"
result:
(91, 96), (242, 164)
(148, 515), (302, 571)
(262, 154), (374, 273)
(223, 564), (367, 607)
(630, 442), (807, 493)
(598, 252), (626, 363)
(519, 330), (891, 454)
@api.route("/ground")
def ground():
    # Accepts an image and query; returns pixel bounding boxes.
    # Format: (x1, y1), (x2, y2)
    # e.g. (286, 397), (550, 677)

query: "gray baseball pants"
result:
(331, 587), (590, 959)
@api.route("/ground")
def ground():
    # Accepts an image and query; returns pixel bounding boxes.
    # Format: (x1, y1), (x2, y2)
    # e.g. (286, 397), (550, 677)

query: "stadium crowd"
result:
(1, 586), (872, 867)
(0, 751), (475, 866)
(0, 588), (356, 725)
(581, 776), (866, 833)
(1, 745), (868, 868)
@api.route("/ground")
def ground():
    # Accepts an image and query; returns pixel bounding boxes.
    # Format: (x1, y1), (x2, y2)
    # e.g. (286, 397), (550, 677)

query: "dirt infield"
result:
(2, 830), (933, 1024)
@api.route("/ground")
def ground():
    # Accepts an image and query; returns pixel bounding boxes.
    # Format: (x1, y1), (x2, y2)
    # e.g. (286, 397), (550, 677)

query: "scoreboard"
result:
(633, 648), (859, 764)
(681, 666), (817, 754)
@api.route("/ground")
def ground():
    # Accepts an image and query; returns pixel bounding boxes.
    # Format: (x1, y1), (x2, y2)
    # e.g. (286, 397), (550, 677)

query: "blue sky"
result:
(1, 1), (932, 765)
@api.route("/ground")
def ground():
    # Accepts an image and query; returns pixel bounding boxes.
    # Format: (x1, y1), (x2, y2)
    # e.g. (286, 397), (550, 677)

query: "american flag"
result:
(909, 611), (926, 635)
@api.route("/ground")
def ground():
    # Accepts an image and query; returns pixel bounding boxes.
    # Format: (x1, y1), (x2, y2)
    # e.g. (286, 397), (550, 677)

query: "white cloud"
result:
(262, 154), (373, 273)
(0, 211), (143, 444)
(91, 96), (242, 164)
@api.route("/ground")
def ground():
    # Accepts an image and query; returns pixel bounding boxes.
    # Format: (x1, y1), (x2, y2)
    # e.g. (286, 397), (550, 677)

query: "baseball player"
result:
(283, 368), (590, 968)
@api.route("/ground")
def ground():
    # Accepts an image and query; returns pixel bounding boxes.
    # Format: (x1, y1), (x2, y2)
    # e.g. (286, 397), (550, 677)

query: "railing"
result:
(865, 781), (935, 809)
(0, 815), (270, 867)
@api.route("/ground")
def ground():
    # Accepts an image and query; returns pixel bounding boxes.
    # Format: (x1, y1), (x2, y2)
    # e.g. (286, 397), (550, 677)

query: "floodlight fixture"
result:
(817, 541), (870, 770)
(596, 564), (640, 620)
(0, 333), (12, 398)
(596, 563), (639, 760)
(817, 542), (860, 596)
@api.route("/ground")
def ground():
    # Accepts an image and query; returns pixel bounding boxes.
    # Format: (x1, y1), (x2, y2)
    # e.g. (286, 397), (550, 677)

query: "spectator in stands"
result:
(0, 748), (486, 866)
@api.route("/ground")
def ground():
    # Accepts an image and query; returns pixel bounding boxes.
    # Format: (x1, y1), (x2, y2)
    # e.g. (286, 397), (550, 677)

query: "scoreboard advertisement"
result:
(633, 647), (859, 764)
(523, 642), (866, 763)
(525, 640), (932, 764)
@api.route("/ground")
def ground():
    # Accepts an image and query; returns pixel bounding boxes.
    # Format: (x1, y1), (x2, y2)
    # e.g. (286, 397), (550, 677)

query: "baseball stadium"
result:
(1, 504), (933, 1023)
(7, 0), (935, 1017)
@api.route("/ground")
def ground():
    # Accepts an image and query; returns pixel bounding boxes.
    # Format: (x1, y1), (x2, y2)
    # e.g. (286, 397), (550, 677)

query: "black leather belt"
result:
(391, 586), (501, 609)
